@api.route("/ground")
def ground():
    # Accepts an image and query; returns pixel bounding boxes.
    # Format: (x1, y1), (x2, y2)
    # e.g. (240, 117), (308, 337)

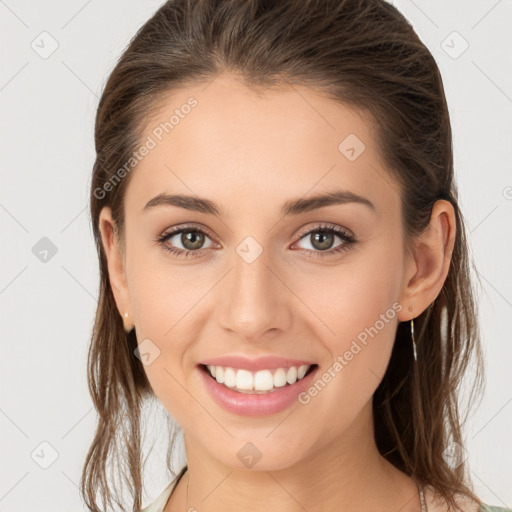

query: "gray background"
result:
(1, 0), (511, 510)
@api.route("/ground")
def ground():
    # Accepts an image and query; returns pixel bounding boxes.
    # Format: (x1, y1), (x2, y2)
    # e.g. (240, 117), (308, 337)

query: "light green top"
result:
(141, 466), (511, 512)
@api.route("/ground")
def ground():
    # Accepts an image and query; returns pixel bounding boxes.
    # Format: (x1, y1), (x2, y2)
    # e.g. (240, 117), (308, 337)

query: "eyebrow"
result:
(142, 188), (376, 217)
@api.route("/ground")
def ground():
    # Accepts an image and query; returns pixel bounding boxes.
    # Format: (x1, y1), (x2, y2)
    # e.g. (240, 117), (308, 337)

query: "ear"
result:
(98, 206), (132, 323)
(397, 199), (456, 322)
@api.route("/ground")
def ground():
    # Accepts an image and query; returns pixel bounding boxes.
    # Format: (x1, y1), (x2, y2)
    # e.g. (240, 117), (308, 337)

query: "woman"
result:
(81, 1), (511, 511)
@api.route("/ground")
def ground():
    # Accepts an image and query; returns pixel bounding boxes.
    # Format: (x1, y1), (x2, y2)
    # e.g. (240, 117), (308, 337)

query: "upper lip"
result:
(199, 355), (316, 372)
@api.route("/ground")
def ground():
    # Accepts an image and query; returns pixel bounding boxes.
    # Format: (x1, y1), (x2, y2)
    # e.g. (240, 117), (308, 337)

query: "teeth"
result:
(287, 365), (298, 383)
(273, 368), (287, 388)
(236, 369), (255, 390)
(205, 364), (313, 393)
(224, 367), (236, 388)
(297, 365), (308, 380)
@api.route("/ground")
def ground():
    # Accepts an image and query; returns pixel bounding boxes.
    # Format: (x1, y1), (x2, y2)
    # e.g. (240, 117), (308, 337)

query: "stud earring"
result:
(123, 312), (134, 333)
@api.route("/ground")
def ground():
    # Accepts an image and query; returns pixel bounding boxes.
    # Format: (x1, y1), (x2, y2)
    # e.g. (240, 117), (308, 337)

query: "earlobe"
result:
(98, 206), (131, 321)
(397, 199), (456, 322)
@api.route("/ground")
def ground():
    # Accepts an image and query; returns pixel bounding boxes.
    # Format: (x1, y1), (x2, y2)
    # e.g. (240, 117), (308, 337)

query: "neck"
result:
(166, 402), (421, 512)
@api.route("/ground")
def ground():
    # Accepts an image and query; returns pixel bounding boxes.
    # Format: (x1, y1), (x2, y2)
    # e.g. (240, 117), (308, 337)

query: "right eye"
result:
(156, 225), (217, 258)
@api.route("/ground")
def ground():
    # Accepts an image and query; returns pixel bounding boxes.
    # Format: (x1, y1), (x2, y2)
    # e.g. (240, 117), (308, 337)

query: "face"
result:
(101, 73), (423, 472)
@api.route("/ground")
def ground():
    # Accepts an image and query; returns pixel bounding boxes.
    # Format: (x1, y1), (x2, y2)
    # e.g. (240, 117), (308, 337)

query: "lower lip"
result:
(197, 364), (319, 416)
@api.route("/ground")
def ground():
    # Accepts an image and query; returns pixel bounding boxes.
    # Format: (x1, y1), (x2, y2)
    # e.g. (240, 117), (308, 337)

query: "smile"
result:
(203, 363), (316, 394)
(198, 363), (319, 416)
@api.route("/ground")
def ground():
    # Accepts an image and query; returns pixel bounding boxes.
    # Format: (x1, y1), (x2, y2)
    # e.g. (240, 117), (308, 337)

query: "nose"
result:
(216, 244), (291, 342)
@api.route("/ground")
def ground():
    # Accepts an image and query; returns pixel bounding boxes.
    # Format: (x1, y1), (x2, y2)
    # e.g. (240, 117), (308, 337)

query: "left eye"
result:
(294, 226), (353, 252)
(156, 224), (357, 258)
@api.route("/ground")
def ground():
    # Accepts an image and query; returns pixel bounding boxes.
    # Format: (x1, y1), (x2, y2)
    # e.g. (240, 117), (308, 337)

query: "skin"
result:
(99, 73), (460, 512)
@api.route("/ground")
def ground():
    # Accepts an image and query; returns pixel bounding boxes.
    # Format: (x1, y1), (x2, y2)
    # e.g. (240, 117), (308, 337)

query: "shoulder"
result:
(140, 465), (188, 512)
(478, 506), (512, 512)
(423, 485), (512, 512)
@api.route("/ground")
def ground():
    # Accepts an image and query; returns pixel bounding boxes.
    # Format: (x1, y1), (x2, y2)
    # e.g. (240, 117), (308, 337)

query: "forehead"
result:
(125, 73), (400, 218)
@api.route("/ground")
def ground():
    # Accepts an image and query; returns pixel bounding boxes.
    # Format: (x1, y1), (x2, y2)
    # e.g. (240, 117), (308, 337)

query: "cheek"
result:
(293, 241), (403, 340)
(127, 253), (199, 416)
(292, 242), (404, 398)
(126, 245), (217, 406)
(127, 241), (207, 340)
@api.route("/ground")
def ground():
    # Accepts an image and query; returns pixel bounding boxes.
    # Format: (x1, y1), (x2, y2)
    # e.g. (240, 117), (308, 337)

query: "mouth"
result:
(198, 363), (318, 394)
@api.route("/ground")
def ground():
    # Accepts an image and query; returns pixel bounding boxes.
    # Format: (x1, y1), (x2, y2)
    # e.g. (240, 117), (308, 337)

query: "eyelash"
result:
(155, 223), (357, 259)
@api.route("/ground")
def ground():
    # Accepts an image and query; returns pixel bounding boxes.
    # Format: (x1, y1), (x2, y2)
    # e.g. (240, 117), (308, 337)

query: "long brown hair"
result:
(82, 1), (485, 510)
